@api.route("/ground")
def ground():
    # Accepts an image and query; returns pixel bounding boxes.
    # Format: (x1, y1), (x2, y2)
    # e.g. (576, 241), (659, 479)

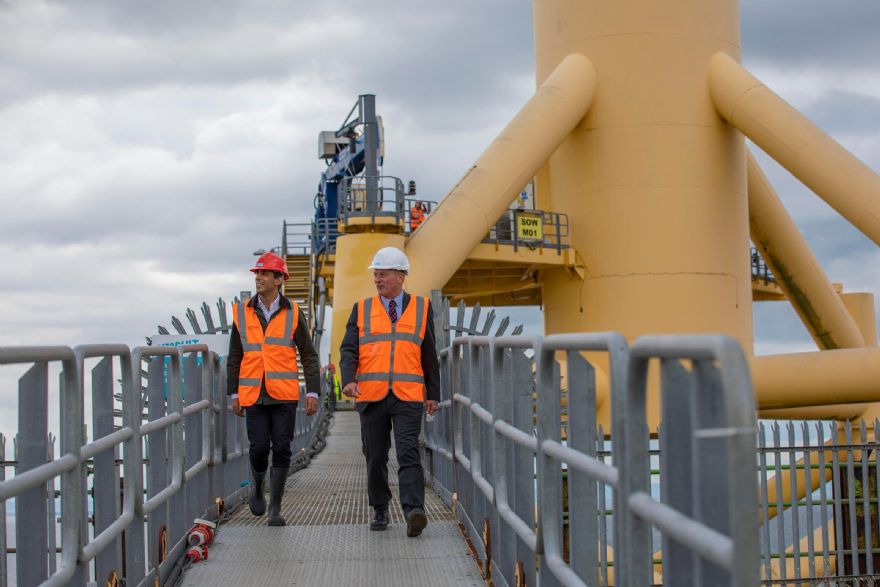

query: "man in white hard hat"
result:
(339, 246), (440, 537)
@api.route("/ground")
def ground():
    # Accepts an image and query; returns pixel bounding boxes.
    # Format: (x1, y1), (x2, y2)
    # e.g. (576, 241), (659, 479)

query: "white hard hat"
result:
(368, 247), (410, 271)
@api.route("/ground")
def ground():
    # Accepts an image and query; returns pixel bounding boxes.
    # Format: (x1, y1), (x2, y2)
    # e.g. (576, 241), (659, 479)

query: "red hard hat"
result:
(250, 252), (289, 280)
(327, 363), (336, 371)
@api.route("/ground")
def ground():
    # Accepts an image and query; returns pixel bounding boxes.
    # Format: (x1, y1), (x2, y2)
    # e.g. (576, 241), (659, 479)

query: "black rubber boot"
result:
(267, 467), (288, 526)
(248, 466), (267, 517)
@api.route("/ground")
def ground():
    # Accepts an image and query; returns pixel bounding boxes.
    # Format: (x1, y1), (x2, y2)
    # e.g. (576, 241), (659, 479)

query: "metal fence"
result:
(757, 419), (880, 585)
(0, 343), (326, 587)
(423, 333), (760, 587)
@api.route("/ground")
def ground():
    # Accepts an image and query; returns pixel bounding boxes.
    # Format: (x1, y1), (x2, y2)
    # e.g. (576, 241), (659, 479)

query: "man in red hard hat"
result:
(227, 251), (321, 526)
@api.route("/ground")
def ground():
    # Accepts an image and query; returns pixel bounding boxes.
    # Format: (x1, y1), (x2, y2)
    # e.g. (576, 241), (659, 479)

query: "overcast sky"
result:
(1, 1), (879, 432)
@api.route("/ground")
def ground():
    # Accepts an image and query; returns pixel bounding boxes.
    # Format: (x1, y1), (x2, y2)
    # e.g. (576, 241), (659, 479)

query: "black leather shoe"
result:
(406, 508), (427, 537)
(370, 508), (389, 531)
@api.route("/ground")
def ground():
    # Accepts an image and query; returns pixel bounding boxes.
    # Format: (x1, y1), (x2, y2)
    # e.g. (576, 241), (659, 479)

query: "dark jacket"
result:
(227, 295), (321, 403)
(339, 292), (440, 405)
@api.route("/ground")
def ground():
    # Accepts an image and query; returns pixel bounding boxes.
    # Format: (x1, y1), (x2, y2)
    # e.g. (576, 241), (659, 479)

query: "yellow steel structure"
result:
(747, 151), (866, 350)
(311, 3), (880, 582)
(326, 0), (880, 431)
(405, 52), (597, 294)
(708, 52), (880, 247)
(328, 231), (404, 369)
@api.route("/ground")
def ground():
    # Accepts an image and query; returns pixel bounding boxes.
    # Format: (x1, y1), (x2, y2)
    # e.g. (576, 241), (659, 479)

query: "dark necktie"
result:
(389, 300), (398, 323)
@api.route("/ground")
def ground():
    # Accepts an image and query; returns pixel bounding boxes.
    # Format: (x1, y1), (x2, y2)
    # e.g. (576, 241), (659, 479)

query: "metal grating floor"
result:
(180, 412), (474, 586)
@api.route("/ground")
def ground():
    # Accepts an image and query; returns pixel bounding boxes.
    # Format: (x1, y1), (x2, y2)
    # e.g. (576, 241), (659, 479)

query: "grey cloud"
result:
(801, 92), (880, 136)
(741, 1), (880, 68)
(0, 0), (877, 360)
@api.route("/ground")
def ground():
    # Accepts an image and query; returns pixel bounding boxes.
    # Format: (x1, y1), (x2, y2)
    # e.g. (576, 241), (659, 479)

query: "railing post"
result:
(660, 360), (698, 586)
(567, 351), (599, 584)
(146, 357), (169, 572)
(534, 340), (564, 587)
(93, 356), (122, 581)
(125, 350), (147, 586)
(16, 363), (49, 586)
(184, 353), (203, 523)
(511, 349), (536, 587)
(618, 352), (653, 587)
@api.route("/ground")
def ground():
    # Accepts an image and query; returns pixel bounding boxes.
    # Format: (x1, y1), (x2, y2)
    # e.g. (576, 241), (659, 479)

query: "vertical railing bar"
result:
(60, 349), (85, 585)
(660, 359), (696, 587)
(567, 350), (597, 585)
(802, 421), (816, 580)
(512, 349), (536, 587)
(875, 419), (880, 577)
(47, 436), (57, 577)
(535, 341), (564, 586)
(597, 426), (609, 587)
(830, 434), (845, 580)
(772, 422), (787, 582)
(0, 435), (6, 587)
(490, 343), (512, 585)
(0, 434), (9, 587)
(758, 424), (772, 582)
(124, 351), (146, 585)
(859, 419), (872, 576)
(17, 361), (49, 587)
(91, 356), (122, 581)
(146, 356), (169, 574)
(845, 421), (859, 576)
(786, 421), (801, 581)
(815, 422), (830, 579)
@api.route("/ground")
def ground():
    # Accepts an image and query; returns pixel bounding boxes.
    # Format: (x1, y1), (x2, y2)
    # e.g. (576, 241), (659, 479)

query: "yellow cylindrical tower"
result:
(329, 231), (405, 369)
(536, 2), (752, 355)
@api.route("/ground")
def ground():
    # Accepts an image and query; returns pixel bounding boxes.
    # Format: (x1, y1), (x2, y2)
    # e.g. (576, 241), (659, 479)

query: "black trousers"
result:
(359, 392), (424, 513)
(245, 402), (297, 471)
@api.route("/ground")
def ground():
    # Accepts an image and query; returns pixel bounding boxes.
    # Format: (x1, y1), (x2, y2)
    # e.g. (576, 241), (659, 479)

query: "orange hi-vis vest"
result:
(356, 295), (428, 403)
(409, 207), (424, 231)
(233, 299), (301, 406)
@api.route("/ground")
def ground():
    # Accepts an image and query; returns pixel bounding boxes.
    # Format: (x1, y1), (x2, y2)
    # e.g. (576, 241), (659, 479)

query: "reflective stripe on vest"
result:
(232, 299), (300, 406)
(356, 295), (428, 403)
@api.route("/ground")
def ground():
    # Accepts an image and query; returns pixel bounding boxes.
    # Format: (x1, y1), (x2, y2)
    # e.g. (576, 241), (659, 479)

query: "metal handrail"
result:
(751, 246), (776, 284)
(482, 209), (571, 254)
(0, 344), (328, 586)
(339, 175), (405, 225)
(423, 332), (759, 587)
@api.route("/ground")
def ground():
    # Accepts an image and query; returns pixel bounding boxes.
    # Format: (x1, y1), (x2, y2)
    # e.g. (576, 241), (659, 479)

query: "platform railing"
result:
(482, 208), (571, 254)
(423, 333), (759, 587)
(0, 344), (326, 587)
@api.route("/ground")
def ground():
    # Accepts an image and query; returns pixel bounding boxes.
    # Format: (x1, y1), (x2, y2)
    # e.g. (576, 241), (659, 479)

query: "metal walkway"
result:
(180, 411), (482, 586)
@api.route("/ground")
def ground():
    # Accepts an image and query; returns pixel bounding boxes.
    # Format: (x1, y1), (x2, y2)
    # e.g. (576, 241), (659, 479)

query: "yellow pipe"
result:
(747, 150), (865, 350)
(708, 52), (880, 246)
(841, 292), (878, 346)
(759, 405), (867, 421)
(752, 348), (880, 410)
(404, 53), (597, 295)
(535, 0), (751, 429)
